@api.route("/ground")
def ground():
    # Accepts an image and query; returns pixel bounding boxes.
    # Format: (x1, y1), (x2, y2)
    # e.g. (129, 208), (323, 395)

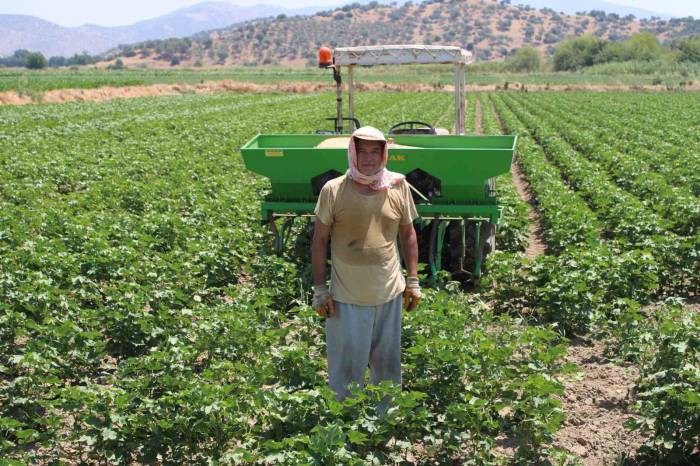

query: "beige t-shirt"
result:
(314, 174), (419, 306)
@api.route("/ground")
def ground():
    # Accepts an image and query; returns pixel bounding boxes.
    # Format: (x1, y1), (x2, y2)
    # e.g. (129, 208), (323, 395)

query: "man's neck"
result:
(351, 178), (378, 195)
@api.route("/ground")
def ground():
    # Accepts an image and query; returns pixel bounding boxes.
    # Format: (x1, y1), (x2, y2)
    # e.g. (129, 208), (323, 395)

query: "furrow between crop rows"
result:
(489, 94), (602, 254)
(479, 93), (530, 254)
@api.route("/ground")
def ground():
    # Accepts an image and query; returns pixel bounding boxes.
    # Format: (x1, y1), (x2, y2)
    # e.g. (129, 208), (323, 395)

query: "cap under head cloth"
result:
(347, 126), (404, 190)
(352, 125), (387, 142)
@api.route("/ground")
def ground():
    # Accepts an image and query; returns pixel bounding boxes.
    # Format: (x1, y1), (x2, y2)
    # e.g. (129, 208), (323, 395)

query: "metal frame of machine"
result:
(324, 45), (472, 135)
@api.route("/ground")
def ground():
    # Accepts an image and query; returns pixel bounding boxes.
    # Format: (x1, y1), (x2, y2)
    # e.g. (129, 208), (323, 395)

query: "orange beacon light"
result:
(318, 47), (333, 68)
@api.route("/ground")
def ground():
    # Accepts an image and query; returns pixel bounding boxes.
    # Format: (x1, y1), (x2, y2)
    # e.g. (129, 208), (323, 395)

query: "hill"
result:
(0, 2), (324, 58)
(102, 0), (700, 68)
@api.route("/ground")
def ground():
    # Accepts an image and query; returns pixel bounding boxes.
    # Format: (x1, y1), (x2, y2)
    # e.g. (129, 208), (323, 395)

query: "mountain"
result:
(103, 0), (700, 67)
(0, 15), (100, 58)
(0, 2), (325, 57)
(516, 1), (673, 20)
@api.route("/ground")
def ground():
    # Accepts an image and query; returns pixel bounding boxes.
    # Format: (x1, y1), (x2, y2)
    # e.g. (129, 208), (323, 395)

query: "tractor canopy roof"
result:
(333, 45), (473, 66)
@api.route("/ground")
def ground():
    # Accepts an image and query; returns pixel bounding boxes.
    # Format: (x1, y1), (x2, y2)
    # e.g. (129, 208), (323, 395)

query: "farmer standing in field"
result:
(311, 125), (421, 402)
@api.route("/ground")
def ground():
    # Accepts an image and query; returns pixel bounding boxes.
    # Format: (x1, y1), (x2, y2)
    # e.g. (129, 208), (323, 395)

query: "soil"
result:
(494, 338), (648, 464)
(511, 161), (547, 259)
(486, 97), (547, 259)
(552, 337), (648, 465)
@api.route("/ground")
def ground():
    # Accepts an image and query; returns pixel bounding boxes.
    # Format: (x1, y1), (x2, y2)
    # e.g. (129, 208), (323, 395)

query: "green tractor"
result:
(241, 45), (516, 283)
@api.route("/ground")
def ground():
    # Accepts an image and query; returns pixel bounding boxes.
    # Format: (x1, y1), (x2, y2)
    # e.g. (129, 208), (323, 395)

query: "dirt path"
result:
(474, 96), (483, 135)
(553, 338), (647, 465)
(1, 80), (695, 106)
(487, 97), (546, 259)
(510, 162), (547, 258)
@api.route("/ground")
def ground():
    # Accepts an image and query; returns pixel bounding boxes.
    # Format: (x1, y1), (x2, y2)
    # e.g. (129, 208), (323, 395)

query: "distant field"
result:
(1, 64), (698, 93)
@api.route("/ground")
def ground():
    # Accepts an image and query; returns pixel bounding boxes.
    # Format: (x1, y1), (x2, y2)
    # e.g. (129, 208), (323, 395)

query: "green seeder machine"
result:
(241, 45), (516, 282)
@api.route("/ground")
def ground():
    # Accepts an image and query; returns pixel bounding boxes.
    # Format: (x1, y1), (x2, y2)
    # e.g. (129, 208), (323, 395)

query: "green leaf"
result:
(347, 430), (367, 445)
(670, 342), (687, 353)
(101, 427), (118, 441)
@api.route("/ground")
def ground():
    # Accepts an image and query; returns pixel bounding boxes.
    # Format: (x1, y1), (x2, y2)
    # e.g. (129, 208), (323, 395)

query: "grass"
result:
(1, 63), (699, 94)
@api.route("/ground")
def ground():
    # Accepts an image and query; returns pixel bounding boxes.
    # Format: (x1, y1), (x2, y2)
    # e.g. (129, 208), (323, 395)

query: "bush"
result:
(552, 34), (605, 71)
(67, 52), (96, 66)
(508, 46), (542, 72)
(216, 46), (228, 64)
(672, 34), (700, 62)
(25, 52), (47, 69)
(552, 32), (675, 71)
(625, 32), (664, 61)
(48, 56), (67, 67)
(0, 49), (30, 67)
(598, 32), (665, 63)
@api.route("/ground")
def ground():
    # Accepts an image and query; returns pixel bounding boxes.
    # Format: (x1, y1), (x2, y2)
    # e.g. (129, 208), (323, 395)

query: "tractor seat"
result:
(389, 128), (435, 135)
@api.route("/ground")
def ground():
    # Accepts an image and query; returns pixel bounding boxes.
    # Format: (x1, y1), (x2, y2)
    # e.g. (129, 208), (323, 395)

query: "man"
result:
(311, 125), (421, 401)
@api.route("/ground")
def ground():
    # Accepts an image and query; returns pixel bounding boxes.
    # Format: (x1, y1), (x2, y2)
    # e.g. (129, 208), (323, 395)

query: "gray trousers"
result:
(325, 293), (403, 401)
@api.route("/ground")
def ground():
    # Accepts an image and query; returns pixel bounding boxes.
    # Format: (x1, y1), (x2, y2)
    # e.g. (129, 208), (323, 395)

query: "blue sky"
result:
(611, 0), (697, 17)
(0, 0), (698, 27)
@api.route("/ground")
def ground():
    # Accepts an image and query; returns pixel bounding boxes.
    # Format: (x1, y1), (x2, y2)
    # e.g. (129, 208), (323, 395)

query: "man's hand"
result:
(403, 276), (421, 311)
(313, 284), (335, 317)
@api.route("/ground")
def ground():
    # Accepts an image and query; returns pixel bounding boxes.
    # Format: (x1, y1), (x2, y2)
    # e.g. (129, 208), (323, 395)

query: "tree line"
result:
(0, 49), (102, 69)
(500, 32), (700, 73)
(551, 32), (700, 71)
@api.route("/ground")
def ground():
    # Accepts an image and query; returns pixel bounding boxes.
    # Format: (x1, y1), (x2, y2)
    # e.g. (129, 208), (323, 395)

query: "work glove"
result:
(313, 284), (335, 318)
(403, 276), (421, 312)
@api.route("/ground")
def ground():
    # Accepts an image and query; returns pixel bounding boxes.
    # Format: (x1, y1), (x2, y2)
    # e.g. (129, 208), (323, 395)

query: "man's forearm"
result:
(400, 231), (418, 277)
(311, 240), (328, 285)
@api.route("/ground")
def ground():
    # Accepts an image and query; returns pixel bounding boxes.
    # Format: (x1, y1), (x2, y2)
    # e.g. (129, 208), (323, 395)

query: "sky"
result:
(607, 0), (698, 18)
(0, 0), (698, 27)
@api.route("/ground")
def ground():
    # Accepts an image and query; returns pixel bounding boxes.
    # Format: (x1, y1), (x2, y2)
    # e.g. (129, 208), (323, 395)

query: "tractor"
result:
(241, 45), (516, 283)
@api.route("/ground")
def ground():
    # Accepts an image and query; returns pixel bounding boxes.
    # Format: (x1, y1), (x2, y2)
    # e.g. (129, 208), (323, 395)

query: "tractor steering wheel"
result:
(388, 121), (436, 135)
